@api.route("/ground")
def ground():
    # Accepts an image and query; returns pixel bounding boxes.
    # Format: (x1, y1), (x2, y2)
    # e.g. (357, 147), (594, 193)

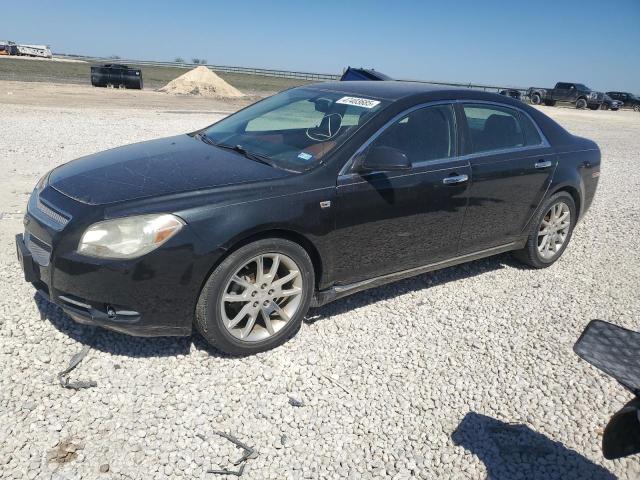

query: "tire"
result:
(195, 238), (315, 355)
(611, 108), (618, 111)
(634, 105), (640, 112)
(531, 93), (542, 105)
(576, 98), (587, 109)
(588, 104), (599, 111)
(600, 103), (609, 111)
(544, 100), (556, 107)
(513, 192), (577, 269)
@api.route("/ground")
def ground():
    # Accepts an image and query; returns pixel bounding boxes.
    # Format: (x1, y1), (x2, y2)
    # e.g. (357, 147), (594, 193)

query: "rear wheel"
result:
(514, 192), (576, 269)
(544, 100), (556, 106)
(531, 93), (542, 105)
(195, 238), (314, 355)
(634, 105), (640, 112)
(588, 104), (600, 111)
(576, 98), (588, 109)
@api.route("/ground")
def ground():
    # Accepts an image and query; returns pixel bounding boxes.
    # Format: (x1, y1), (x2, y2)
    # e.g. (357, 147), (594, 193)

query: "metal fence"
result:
(55, 54), (341, 81)
(54, 54), (527, 94)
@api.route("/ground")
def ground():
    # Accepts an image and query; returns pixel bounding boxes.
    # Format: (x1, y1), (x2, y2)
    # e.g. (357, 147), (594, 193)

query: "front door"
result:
(457, 103), (557, 253)
(330, 103), (470, 284)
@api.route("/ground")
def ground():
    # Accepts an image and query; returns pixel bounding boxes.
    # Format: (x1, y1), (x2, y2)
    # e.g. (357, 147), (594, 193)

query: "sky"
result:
(2, 0), (639, 91)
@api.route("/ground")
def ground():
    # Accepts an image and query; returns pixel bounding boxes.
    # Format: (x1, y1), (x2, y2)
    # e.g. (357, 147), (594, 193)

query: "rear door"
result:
(553, 83), (572, 101)
(330, 103), (470, 284)
(457, 103), (556, 253)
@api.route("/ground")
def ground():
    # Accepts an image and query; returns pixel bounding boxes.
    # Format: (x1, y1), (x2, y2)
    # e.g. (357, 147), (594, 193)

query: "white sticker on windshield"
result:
(298, 152), (313, 161)
(336, 96), (381, 109)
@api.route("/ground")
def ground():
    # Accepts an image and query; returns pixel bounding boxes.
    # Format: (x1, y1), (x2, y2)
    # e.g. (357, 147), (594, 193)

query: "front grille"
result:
(36, 197), (70, 227)
(25, 232), (51, 266)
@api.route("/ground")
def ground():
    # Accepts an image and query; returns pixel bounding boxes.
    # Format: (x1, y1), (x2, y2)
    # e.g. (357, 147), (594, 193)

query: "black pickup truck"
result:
(527, 82), (604, 110)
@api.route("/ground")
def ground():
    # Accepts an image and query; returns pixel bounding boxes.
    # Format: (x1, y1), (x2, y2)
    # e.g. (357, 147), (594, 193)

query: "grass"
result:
(0, 57), (311, 93)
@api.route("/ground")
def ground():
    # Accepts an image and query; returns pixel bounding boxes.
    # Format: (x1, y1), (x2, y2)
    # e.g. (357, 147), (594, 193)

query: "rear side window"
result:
(463, 105), (525, 153)
(519, 112), (542, 146)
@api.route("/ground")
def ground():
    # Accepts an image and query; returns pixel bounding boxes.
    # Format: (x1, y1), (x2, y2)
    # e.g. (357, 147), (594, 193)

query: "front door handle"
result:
(535, 160), (553, 169)
(442, 174), (469, 185)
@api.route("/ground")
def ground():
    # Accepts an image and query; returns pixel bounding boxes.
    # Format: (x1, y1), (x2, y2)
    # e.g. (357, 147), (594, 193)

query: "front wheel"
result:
(513, 192), (576, 269)
(531, 93), (542, 105)
(576, 98), (588, 109)
(634, 105), (640, 112)
(195, 238), (314, 355)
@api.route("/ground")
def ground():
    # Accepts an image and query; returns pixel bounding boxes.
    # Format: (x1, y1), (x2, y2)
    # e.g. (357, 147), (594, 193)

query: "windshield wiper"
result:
(214, 143), (275, 168)
(194, 131), (217, 146)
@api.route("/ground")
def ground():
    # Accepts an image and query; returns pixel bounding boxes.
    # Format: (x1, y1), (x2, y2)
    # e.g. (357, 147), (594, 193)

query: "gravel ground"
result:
(0, 94), (639, 479)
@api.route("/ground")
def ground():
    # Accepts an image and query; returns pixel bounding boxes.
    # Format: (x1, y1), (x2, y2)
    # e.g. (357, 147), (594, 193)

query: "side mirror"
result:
(358, 146), (411, 172)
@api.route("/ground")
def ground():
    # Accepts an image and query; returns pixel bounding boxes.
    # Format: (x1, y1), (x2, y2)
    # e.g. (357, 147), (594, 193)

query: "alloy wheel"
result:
(220, 253), (303, 342)
(537, 202), (571, 260)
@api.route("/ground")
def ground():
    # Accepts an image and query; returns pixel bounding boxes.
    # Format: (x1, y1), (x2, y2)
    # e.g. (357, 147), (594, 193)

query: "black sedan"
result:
(17, 82), (601, 354)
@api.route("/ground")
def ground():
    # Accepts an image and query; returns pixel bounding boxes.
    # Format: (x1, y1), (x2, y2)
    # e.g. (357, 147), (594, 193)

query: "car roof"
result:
(305, 80), (465, 101)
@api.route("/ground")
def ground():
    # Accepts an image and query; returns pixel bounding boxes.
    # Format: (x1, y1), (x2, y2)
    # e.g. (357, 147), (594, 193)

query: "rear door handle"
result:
(442, 174), (469, 185)
(535, 160), (553, 169)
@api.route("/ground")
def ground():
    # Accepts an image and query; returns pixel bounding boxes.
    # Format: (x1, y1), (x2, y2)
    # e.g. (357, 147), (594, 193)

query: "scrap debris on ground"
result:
(198, 431), (258, 476)
(57, 330), (97, 390)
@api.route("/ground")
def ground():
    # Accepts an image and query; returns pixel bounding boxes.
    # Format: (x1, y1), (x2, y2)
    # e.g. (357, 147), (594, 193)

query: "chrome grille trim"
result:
(36, 197), (70, 227)
(58, 295), (91, 310)
(25, 232), (51, 267)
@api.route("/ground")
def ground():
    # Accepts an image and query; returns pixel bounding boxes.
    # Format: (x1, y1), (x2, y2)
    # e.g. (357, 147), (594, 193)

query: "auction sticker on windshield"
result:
(336, 96), (381, 109)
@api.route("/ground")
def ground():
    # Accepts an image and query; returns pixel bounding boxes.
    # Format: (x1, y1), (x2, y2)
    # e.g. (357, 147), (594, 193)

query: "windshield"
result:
(202, 88), (388, 172)
(575, 84), (590, 91)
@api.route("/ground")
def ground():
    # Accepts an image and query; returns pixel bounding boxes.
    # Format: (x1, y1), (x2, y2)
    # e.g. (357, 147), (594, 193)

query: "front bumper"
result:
(17, 231), (199, 337)
(17, 187), (219, 337)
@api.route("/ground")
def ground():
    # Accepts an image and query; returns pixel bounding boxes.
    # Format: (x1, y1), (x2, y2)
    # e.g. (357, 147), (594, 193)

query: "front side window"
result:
(463, 105), (527, 154)
(367, 104), (456, 164)
(203, 88), (388, 172)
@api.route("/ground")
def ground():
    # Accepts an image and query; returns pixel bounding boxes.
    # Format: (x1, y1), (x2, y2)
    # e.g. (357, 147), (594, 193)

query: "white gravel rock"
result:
(0, 100), (639, 479)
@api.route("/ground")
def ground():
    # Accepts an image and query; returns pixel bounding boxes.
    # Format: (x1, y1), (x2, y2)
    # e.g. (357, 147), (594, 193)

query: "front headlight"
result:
(78, 214), (184, 259)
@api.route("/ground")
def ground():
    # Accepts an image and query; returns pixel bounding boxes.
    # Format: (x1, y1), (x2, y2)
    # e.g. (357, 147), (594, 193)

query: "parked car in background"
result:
(498, 89), (522, 100)
(606, 91), (640, 111)
(600, 94), (623, 111)
(527, 82), (604, 110)
(16, 82), (600, 354)
(90, 64), (143, 89)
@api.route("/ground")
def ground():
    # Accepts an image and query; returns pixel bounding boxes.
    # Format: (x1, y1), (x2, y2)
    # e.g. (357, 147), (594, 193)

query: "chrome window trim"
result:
(338, 98), (551, 178)
(338, 163), (469, 187)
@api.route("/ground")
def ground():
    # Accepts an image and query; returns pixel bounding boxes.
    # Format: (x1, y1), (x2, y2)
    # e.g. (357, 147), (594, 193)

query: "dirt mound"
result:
(159, 66), (244, 98)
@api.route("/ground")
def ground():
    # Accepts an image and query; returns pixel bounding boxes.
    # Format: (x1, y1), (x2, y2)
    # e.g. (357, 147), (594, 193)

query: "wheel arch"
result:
(199, 228), (325, 296)
(550, 184), (582, 218)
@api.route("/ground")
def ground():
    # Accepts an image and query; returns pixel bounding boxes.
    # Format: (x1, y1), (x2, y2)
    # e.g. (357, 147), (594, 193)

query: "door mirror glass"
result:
(360, 146), (411, 172)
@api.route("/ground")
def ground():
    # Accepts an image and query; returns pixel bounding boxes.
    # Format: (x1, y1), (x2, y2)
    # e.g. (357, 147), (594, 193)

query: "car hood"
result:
(49, 134), (290, 205)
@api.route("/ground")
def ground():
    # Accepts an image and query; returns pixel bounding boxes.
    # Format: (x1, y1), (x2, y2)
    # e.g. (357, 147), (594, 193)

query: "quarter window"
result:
(463, 105), (527, 153)
(368, 104), (455, 163)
